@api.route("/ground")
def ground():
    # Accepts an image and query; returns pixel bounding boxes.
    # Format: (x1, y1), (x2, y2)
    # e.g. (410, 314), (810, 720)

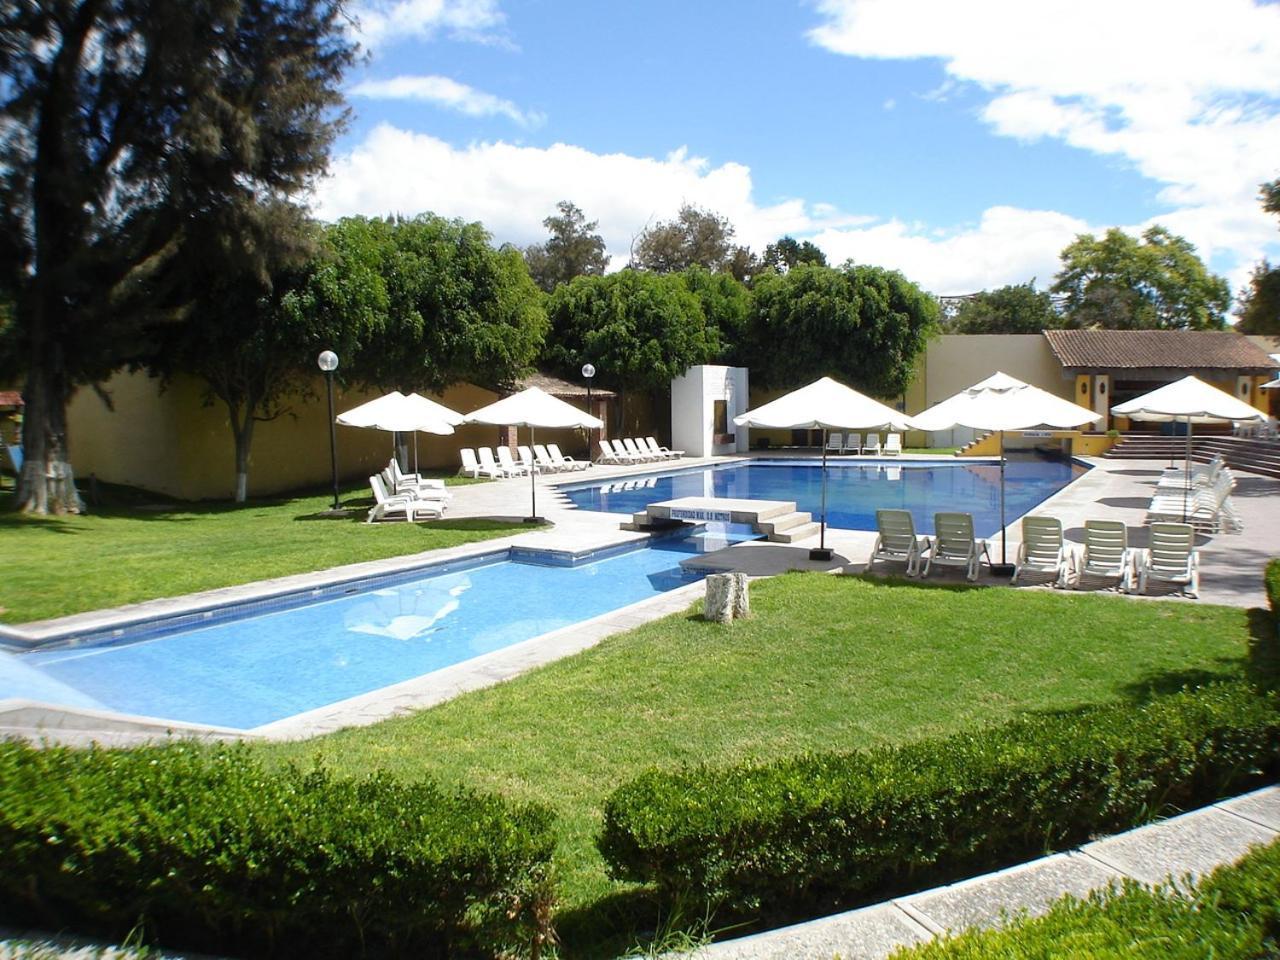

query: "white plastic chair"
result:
(921, 512), (991, 582)
(842, 433), (862, 454)
(869, 509), (930, 577)
(597, 439), (627, 464)
(1011, 516), (1068, 587)
(497, 446), (530, 476)
(548, 443), (590, 471)
(478, 447), (519, 478)
(366, 474), (444, 523)
(459, 448), (501, 479)
(1072, 519), (1131, 592)
(1136, 522), (1199, 598)
(826, 432), (844, 454)
(863, 434), (882, 456)
(645, 437), (684, 459)
(884, 433), (903, 456)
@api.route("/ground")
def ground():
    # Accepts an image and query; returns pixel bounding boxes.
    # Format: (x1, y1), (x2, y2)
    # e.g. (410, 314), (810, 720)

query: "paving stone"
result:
(1081, 806), (1277, 886)
(1217, 785), (1280, 831)
(902, 852), (1121, 933)
(689, 903), (929, 960)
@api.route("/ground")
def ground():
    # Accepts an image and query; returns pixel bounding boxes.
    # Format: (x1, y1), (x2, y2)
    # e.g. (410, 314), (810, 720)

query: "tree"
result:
(745, 263), (938, 397)
(543, 271), (719, 423)
(948, 283), (1063, 334)
(1235, 179), (1280, 335)
(677, 266), (752, 363)
(631, 204), (751, 275)
(0, 0), (356, 513)
(1051, 226), (1230, 330)
(523, 201), (609, 293)
(761, 236), (828, 273)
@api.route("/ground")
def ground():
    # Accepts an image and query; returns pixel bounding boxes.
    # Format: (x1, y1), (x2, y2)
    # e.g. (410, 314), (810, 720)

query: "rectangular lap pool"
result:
(562, 455), (1089, 538)
(2, 535), (729, 731)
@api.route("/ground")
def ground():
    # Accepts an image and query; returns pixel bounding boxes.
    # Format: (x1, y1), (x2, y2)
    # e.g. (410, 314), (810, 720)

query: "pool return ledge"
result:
(621, 496), (821, 544)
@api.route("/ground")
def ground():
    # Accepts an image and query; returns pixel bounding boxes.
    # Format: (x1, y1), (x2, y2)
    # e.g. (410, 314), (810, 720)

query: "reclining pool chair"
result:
(921, 512), (991, 582)
(497, 445), (530, 476)
(366, 474), (445, 523)
(1011, 515), (1068, 587)
(384, 461), (451, 508)
(460, 447), (503, 479)
(548, 443), (591, 471)
(869, 509), (930, 577)
(1136, 522), (1200, 598)
(1071, 519), (1132, 592)
(597, 439), (628, 464)
(884, 433), (903, 456)
(842, 432), (862, 454)
(862, 433), (882, 456)
(645, 436), (684, 459)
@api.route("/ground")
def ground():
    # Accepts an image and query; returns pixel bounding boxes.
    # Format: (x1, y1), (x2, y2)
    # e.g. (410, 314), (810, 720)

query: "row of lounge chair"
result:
(459, 444), (590, 479)
(869, 510), (1200, 597)
(1146, 456), (1242, 534)
(825, 432), (903, 456)
(367, 459), (452, 523)
(596, 437), (684, 463)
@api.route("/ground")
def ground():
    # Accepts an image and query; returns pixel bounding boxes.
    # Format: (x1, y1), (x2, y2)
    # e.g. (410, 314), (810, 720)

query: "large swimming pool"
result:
(562, 456), (1088, 537)
(3, 536), (723, 730)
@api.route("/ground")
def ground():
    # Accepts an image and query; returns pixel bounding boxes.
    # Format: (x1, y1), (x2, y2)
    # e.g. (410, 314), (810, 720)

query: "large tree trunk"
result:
(15, 322), (82, 515)
(228, 405), (256, 504)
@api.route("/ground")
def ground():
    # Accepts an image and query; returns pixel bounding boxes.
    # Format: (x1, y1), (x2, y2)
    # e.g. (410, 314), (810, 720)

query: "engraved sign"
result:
(670, 508), (733, 522)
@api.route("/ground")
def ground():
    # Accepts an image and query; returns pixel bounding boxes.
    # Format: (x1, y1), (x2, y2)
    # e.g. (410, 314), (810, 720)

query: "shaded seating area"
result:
(366, 474), (447, 523)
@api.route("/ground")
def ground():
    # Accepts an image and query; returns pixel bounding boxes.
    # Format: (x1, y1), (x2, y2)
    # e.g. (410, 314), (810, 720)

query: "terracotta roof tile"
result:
(516, 371), (616, 399)
(1043, 330), (1279, 372)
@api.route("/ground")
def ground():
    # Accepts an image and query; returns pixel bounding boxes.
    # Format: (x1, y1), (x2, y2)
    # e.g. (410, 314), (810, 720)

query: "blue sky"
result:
(317, 0), (1280, 298)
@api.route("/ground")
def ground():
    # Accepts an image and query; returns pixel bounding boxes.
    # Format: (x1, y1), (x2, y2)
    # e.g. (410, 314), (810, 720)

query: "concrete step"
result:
(756, 511), (813, 535)
(767, 521), (822, 543)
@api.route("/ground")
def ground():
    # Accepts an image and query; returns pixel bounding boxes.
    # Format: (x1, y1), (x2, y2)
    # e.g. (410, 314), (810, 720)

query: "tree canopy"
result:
(631, 204), (749, 276)
(947, 283), (1063, 334)
(543, 270), (719, 395)
(745, 263), (938, 396)
(1051, 226), (1230, 330)
(522, 201), (610, 293)
(1234, 180), (1280, 335)
(677, 266), (752, 364)
(761, 236), (828, 273)
(1, 0), (355, 513)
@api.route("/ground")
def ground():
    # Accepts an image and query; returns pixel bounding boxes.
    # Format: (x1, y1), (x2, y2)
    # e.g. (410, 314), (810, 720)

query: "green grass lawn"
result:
(0, 477), (521, 624)
(260, 573), (1267, 955)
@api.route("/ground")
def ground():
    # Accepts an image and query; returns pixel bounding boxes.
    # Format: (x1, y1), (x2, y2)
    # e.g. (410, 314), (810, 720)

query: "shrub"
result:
(0, 742), (556, 959)
(599, 682), (1279, 920)
(1266, 558), (1280, 624)
(890, 836), (1280, 959)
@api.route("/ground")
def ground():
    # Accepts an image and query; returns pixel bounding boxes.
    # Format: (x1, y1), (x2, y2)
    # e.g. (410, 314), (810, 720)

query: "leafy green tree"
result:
(678, 266), (752, 363)
(761, 236), (828, 272)
(949, 283), (1063, 334)
(1051, 226), (1230, 330)
(543, 270), (719, 425)
(523, 201), (610, 293)
(0, 0), (355, 513)
(745, 263), (938, 397)
(1235, 180), (1280, 335)
(631, 204), (751, 276)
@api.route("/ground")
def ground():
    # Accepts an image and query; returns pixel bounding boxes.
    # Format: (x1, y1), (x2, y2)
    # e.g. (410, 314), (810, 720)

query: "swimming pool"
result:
(3, 534), (729, 730)
(562, 456), (1089, 537)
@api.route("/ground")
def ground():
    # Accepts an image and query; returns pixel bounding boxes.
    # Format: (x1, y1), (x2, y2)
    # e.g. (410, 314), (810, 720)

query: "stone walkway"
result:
(680, 785), (1280, 960)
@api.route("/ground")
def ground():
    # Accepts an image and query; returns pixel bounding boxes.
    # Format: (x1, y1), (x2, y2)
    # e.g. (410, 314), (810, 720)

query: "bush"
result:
(599, 682), (1279, 920)
(890, 836), (1280, 959)
(0, 742), (556, 959)
(1266, 558), (1280, 624)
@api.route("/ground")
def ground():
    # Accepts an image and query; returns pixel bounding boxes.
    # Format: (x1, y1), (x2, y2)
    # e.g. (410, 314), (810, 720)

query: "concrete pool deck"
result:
(3, 451), (1275, 746)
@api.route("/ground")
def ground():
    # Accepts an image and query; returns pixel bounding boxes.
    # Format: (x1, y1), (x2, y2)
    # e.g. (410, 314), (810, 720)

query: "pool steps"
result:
(623, 496), (822, 544)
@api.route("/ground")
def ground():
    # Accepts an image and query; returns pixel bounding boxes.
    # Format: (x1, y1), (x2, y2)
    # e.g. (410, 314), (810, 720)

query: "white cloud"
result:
(353, 0), (506, 49)
(808, 0), (1280, 290)
(351, 75), (543, 127)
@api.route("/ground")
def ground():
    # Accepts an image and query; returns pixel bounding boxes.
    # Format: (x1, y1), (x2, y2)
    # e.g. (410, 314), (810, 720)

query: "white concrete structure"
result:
(671, 365), (750, 458)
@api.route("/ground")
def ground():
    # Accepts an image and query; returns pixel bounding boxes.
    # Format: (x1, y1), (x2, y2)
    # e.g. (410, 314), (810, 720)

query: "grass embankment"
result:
(261, 573), (1269, 954)
(0, 477), (518, 624)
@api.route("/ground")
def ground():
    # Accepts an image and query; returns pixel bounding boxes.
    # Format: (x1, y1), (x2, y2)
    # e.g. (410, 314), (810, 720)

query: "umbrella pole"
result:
(810, 429), (833, 561)
(1183, 416), (1192, 523)
(988, 429), (1015, 577)
(413, 433), (419, 475)
(526, 425), (540, 524)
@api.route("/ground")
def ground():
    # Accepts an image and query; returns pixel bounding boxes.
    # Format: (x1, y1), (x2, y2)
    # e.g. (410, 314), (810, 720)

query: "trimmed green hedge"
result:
(1266, 558), (1280, 623)
(0, 742), (555, 959)
(890, 835), (1280, 959)
(599, 682), (1279, 919)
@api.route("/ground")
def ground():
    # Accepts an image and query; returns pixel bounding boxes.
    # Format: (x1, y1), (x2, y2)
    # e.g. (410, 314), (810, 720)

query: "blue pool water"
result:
(563, 456), (1088, 538)
(10, 537), (719, 730)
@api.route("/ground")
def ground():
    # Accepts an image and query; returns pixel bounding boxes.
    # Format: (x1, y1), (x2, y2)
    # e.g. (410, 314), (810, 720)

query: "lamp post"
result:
(317, 350), (340, 511)
(581, 362), (596, 452)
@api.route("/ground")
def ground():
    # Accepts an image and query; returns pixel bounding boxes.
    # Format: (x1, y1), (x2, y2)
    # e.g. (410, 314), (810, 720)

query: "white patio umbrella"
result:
(464, 386), (603, 522)
(336, 391), (464, 473)
(1111, 375), (1264, 521)
(910, 372), (1101, 571)
(733, 376), (915, 560)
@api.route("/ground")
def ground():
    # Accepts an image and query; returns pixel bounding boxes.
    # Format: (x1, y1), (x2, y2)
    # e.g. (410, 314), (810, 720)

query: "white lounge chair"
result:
(548, 443), (590, 471)
(645, 437), (684, 459)
(478, 446), (520, 478)
(842, 433), (862, 454)
(826, 432), (844, 454)
(517, 445), (539, 473)
(1071, 519), (1131, 592)
(532, 444), (562, 473)
(386, 459), (450, 500)
(621, 438), (655, 462)
(862, 433), (882, 456)
(497, 446), (530, 476)
(921, 512), (991, 582)
(366, 474), (445, 524)
(459, 447), (502, 479)
(1136, 522), (1199, 598)
(1011, 515), (1068, 587)
(597, 439), (627, 464)
(869, 509), (930, 577)
(884, 433), (903, 456)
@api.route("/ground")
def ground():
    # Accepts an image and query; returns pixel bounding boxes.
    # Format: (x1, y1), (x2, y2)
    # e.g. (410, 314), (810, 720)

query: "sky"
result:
(314, 0), (1280, 300)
